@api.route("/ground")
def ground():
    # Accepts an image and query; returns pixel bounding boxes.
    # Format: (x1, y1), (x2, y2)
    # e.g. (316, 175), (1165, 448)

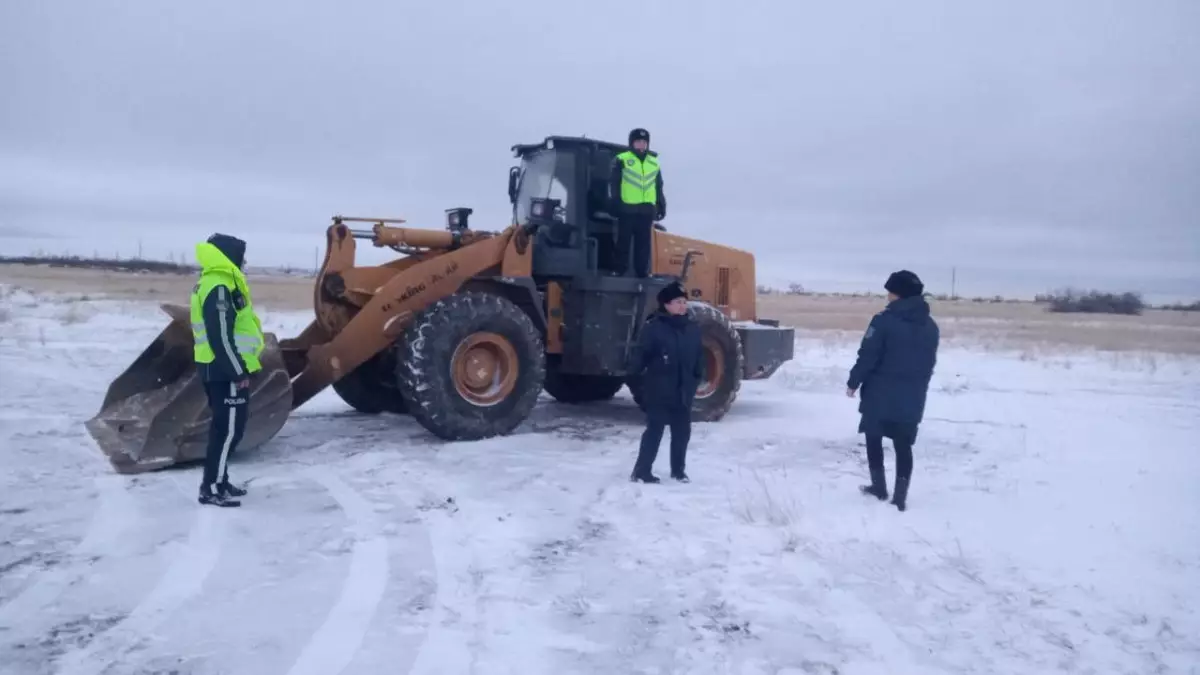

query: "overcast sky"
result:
(2, 1), (1197, 300)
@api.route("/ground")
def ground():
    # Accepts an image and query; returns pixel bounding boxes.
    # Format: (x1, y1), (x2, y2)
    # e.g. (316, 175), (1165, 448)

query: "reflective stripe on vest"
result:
(190, 278), (265, 374)
(192, 321), (262, 352)
(617, 150), (659, 205)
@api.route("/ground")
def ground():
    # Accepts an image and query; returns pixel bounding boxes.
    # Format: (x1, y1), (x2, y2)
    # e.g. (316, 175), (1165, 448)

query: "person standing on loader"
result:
(610, 127), (666, 278)
(845, 270), (939, 512)
(630, 282), (702, 483)
(190, 233), (265, 507)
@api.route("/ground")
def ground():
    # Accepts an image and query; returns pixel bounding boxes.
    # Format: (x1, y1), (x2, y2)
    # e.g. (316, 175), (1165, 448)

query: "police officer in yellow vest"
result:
(610, 127), (666, 277)
(189, 233), (265, 507)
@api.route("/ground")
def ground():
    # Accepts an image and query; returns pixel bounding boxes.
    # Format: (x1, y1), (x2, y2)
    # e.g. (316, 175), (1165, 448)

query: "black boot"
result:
(891, 476), (910, 512)
(630, 472), (661, 484)
(199, 485), (241, 508)
(671, 471), (690, 483)
(859, 466), (888, 501)
(218, 479), (247, 498)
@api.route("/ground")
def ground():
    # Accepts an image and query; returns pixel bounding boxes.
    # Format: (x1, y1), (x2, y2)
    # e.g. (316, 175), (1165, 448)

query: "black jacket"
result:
(847, 295), (940, 435)
(610, 151), (666, 219)
(631, 311), (702, 411)
(199, 234), (250, 383)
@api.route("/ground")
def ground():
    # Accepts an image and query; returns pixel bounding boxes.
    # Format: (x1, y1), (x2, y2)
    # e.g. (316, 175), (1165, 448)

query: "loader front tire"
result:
(331, 351), (407, 414)
(396, 292), (545, 441)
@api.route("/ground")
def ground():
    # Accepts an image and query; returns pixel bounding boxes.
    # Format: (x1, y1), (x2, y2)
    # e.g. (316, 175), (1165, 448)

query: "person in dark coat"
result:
(629, 282), (702, 484)
(846, 270), (939, 511)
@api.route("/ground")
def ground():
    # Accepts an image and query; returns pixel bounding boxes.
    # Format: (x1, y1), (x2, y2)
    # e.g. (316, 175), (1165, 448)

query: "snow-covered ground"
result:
(1, 286), (1198, 675)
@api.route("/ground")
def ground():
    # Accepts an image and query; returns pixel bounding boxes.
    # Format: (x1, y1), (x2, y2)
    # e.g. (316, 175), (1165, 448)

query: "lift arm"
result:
(285, 220), (515, 409)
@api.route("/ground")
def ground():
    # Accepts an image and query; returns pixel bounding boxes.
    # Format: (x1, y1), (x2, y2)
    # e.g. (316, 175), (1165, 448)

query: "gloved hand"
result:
(655, 209), (665, 221)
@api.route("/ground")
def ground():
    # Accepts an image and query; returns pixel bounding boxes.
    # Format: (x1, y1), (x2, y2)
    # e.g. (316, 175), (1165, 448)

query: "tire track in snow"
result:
(783, 543), (953, 674)
(0, 475), (137, 631)
(405, 507), (470, 675)
(51, 503), (228, 675)
(283, 468), (389, 675)
(258, 461), (438, 675)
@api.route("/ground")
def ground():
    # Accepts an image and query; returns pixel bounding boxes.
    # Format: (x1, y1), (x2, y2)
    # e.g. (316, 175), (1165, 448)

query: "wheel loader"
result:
(86, 135), (796, 474)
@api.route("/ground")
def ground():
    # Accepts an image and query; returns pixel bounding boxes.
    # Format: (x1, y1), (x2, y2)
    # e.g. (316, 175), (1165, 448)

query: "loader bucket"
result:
(85, 303), (294, 474)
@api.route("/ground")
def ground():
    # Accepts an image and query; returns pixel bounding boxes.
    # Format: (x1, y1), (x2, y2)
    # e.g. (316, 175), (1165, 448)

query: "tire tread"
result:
(395, 291), (545, 440)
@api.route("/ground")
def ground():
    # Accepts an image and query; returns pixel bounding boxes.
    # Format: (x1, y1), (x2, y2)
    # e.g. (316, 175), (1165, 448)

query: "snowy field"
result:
(1, 286), (1198, 675)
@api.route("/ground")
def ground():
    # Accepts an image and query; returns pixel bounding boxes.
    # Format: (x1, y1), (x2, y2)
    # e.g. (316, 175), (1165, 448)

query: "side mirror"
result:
(508, 167), (519, 204)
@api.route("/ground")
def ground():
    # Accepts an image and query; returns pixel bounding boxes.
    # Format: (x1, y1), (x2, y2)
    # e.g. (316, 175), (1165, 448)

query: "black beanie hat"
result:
(884, 270), (924, 299)
(629, 127), (650, 145)
(207, 233), (247, 268)
(657, 282), (687, 306)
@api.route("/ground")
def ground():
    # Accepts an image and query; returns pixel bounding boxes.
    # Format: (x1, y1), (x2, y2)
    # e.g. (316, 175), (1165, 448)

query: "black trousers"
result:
(202, 380), (248, 490)
(615, 211), (654, 277)
(865, 433), (913, 483)
(634, 406), (691, 477)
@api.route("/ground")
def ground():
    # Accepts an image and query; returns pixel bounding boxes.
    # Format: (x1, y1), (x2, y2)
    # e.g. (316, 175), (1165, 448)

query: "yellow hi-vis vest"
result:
(189, 242), (265, 374)
(616, 150), (659, 205)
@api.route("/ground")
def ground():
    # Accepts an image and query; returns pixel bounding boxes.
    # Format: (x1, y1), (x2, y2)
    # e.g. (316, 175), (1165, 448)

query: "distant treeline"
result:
(756, 283), (1198, 314)
(0, 254), (313, 278)
(0, 254), (197, 275)
(5, 255), (1197, 313)
(1033, 289), (1150, 315)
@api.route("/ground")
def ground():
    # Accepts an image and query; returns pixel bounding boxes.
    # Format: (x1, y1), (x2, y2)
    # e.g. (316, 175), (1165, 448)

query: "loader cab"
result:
(509, 136), (648, 279)
(509, 135), (673, 377)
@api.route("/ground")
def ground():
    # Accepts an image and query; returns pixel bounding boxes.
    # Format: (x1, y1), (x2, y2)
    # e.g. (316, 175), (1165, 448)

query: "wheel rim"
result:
(696, 337), (724, 399)
(451, 332), (519, 407)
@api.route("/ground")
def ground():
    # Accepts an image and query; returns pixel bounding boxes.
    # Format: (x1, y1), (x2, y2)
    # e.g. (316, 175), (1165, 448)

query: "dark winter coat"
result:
(847, 295), (940, 440)
(631, 311), (703, 411)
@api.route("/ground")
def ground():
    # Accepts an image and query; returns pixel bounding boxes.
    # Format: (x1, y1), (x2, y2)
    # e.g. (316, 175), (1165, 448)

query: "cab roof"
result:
(511, 135), (658, 158)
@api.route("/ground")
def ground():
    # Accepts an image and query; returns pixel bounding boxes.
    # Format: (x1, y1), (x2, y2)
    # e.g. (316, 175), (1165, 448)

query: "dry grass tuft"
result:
(729, 467), (802, 528)
(59, 303), (88, 325)
(0, 285), (14, 326)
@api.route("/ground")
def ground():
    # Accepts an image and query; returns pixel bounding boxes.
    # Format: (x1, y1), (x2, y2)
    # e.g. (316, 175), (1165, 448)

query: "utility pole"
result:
(951, 267), (957, 300)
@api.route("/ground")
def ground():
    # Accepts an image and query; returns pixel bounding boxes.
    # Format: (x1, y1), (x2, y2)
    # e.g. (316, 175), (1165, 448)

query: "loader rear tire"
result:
(396, 292), (545, 441)
(544, 365), (624, 404)
(331, 352), (407, 414)
(625, 301), (743, 422)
